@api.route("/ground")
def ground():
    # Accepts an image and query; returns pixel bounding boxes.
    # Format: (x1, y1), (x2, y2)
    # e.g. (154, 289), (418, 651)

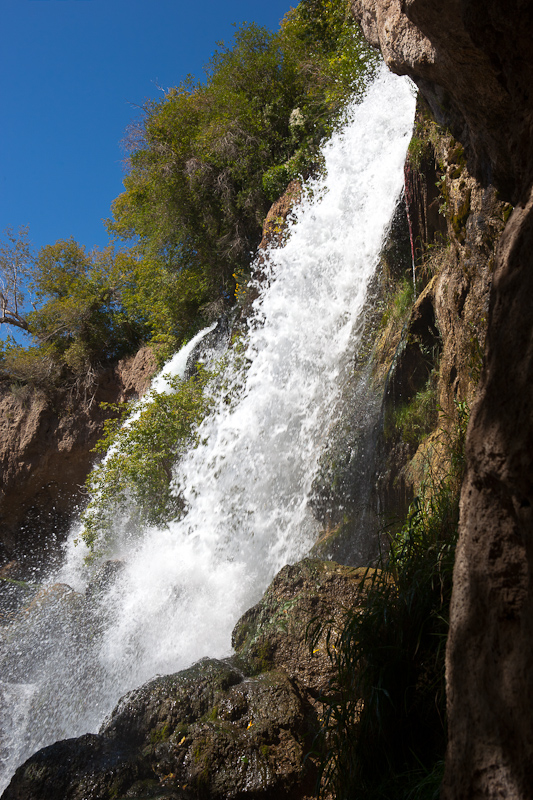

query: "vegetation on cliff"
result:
(0, 0), (379, 388)
(80, 366), (214, 557)
(314, 401), (468, 799)
(308, 88), (509, 799)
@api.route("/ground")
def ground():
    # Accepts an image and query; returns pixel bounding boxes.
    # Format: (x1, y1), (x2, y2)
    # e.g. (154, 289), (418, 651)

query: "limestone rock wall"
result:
(352, 1), (533, 797)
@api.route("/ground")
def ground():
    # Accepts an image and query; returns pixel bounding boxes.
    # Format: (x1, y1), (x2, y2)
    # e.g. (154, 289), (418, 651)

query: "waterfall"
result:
(0, 66), (415, 793)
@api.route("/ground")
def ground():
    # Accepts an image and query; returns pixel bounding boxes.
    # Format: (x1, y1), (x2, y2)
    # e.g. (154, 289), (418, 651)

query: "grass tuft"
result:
(310, 400), (469, 800)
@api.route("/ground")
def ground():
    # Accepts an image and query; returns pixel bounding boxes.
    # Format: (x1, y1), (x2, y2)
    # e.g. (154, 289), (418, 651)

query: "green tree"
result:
(2, 0), (380, 386)
(0, 235), (146, 385)
(28, 238), (145, 371)
(109, 1), (380, 347)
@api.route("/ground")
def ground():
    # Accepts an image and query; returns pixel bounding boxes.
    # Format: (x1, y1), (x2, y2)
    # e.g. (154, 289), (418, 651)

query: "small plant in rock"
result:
(380, 276), (415, 330)
(393, 377), (438, 449)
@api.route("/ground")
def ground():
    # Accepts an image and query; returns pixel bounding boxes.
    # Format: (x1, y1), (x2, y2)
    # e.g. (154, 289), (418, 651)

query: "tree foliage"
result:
(0, 237), (146, 385)
(109, 0), (380, 345)
(1, 0), (380, 387)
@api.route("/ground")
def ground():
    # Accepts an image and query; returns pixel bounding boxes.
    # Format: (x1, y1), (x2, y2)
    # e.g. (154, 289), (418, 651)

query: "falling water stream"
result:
(0, 67), (415, 793)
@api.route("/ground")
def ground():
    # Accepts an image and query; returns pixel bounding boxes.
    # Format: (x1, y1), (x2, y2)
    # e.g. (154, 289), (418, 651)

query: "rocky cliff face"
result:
(352, 1), (533, 797)
(0, 347), (155, 575)
(4, 4), (533, 795)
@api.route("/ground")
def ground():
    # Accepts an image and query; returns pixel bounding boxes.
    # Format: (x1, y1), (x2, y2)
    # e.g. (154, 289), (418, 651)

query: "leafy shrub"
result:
(81, 366), (213, 558)
(0, 338), (62, 387)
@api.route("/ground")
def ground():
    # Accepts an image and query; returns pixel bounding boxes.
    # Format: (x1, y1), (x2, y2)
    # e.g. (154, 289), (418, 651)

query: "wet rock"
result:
(103, 659), (244, 749)
(85, 560), (125, 603)
(2, 558), (361, 799)
(232, 558), (368, 697)
(351, 0), (533, 204)
(0, 584), (84, 670)
(1, 734), (153, 800)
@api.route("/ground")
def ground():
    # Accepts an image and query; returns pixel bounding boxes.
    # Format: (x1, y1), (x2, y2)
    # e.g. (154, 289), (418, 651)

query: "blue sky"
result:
(1, 0), (292, 259)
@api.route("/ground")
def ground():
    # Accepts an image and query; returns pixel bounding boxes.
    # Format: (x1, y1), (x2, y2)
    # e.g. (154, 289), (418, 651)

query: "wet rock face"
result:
(444, 186), (533, 799)
(2, 558), (363, 800)
(232, 559), (367, 695)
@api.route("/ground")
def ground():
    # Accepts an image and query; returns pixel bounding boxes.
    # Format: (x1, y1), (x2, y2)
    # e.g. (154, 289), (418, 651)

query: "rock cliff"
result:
(0, 347), (156, 574)
(351, 1), (533, 797)
(3, 2), (533, 795)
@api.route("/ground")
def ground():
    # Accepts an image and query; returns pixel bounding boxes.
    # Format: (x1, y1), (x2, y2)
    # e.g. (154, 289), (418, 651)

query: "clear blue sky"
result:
(0, 0), (293, 258)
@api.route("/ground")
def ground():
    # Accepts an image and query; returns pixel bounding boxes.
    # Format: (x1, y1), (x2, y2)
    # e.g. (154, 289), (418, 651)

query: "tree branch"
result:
(0, 313), (30, 331)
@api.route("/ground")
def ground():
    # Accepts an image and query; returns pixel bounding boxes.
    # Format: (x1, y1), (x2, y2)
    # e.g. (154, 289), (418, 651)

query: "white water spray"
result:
(0, 67), (415, 792)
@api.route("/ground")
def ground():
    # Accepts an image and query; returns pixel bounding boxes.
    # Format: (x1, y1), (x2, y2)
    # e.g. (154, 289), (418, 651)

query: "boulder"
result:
(1, 558), (366, 799)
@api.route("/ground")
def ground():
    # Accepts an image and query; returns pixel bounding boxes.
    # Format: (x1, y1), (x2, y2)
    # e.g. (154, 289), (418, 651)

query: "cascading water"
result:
(0, 67), (415, 793)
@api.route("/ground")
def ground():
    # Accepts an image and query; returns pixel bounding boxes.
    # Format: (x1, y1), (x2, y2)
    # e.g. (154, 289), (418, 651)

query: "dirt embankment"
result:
(0, 347), (156, 574)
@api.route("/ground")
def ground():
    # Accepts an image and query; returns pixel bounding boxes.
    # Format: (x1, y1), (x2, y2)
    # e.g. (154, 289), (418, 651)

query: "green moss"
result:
(407, 135), (432, 171)
(451, 188), (471, 243)
(0, 577), (34, 590)
(253, 640), (275, 674)
(385, 379), (438, 448)
(447, 143), (467, 179)
(502, 203), (514, 225)
(380, 278), (415, 330)
(150, 722), (171, 744)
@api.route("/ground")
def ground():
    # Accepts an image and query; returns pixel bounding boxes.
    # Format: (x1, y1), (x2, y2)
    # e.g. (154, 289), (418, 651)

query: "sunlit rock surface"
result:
(0, 347), (156, 572)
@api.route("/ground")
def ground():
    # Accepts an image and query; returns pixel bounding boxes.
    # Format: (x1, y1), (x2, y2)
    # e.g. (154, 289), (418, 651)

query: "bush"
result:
(81, 366), (213, 558)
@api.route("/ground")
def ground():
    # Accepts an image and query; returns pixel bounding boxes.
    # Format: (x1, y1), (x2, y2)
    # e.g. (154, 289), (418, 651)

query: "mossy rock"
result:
(103, 658), (243, 750)
(232, 558), (369, 695)
(4, 559), (373, 799)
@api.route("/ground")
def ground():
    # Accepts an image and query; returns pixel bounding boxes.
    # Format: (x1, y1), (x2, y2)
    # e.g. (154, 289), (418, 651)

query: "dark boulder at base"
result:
(1, 558), (364, 800)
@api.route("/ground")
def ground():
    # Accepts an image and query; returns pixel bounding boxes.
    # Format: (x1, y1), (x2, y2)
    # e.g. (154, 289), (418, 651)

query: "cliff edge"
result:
(351, 1), (533, 797)
(0, 347), (156, 574)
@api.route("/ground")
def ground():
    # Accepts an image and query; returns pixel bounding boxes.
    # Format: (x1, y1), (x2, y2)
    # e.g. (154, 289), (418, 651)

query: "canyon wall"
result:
(0, 347), (155, 575)
(351, 1), (533, 796)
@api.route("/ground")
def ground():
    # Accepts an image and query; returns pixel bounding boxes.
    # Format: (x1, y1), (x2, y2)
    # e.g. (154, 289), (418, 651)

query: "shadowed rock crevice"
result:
(351, 1), (533, 798)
